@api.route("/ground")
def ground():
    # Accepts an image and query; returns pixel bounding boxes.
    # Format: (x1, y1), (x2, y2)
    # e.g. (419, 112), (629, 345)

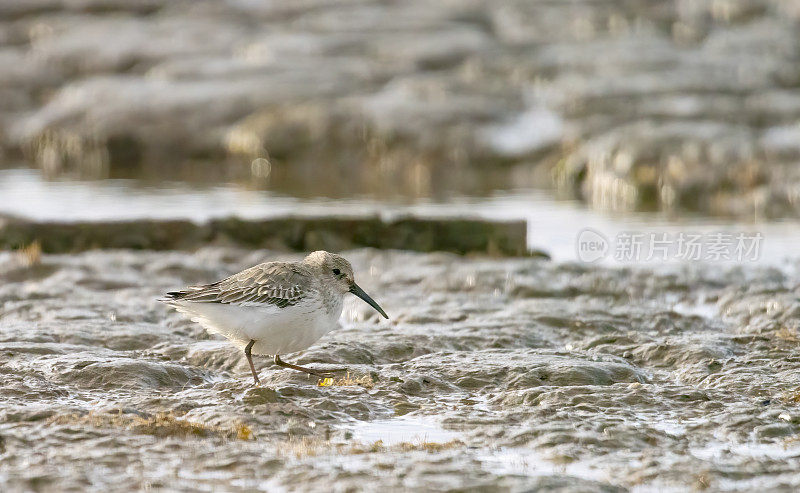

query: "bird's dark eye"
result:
(332, 269), (341, 275)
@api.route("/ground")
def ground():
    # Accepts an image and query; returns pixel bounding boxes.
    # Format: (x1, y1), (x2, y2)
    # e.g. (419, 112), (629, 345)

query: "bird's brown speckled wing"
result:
(164, 262), (311, 308)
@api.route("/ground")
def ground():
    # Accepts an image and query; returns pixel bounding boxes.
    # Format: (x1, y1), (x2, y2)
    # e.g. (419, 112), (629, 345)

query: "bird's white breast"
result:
(172, 295), (343, 355)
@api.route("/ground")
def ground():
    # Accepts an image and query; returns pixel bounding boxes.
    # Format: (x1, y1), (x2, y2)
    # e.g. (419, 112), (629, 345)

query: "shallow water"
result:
(3, 167), (800, 268)
(340, 416), (461, 446)
(2, 248), (800, 491)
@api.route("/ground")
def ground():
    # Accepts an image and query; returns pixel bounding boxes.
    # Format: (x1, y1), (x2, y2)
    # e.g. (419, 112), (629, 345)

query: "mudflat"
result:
(1, 248), (799, 491)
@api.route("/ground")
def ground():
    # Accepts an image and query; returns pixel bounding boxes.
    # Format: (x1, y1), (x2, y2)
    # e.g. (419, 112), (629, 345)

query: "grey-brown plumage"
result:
(165, 262), (309, 308)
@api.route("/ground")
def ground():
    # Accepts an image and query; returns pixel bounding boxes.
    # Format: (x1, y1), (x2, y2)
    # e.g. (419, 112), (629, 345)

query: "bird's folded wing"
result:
(165, 262), (310, 308)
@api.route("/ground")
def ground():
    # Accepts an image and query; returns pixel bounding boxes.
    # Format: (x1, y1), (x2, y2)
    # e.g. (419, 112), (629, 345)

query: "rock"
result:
(0, 215), (528, 256)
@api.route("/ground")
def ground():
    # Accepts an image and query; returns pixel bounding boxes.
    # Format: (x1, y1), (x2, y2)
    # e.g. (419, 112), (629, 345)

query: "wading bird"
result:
(161, 251), (388, 385)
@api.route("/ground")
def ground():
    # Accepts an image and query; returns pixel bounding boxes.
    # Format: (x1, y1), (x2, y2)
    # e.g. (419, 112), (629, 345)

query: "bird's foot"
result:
(274, 355), (345, 379)
(308, 369), (336, 379)
(309, 367), (351, 380)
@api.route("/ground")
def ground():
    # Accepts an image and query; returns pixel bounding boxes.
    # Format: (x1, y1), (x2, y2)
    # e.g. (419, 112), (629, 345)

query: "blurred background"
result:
(2, 0), (800, 260)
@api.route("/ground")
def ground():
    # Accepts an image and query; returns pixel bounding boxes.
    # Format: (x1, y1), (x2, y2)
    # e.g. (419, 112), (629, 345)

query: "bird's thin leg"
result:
(273, 354), (338, 378)
(245, 339), (260, 385)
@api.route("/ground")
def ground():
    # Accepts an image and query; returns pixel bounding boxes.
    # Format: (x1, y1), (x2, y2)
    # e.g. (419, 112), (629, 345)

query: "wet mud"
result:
(2, 248), (800, 491)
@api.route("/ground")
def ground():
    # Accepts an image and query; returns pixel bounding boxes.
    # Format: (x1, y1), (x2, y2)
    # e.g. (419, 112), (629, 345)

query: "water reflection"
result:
(3, 167), (800, 267)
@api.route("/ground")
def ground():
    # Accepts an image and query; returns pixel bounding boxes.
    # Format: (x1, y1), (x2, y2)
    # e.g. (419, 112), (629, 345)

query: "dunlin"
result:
(161, 251), (388, 384)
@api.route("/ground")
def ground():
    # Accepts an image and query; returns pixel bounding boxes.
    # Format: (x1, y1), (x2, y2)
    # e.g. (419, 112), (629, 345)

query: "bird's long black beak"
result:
(349, 283), (389, 319)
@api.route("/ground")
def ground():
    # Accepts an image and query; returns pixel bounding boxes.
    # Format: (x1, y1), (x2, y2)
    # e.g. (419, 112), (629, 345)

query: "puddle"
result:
(691, 441), (800, 462)
(650, 420), (689, 438)
(339, 415), (462, 446)
(671, 300), (719, 319)
(476, 447), (610, 483)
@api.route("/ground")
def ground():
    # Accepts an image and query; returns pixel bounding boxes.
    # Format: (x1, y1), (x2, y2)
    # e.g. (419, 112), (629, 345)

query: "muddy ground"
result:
(1, 248), (800, 491)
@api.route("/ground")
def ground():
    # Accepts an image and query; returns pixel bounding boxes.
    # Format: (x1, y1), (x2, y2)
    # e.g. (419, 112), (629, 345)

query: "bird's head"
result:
(303, 251), (389, 319)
